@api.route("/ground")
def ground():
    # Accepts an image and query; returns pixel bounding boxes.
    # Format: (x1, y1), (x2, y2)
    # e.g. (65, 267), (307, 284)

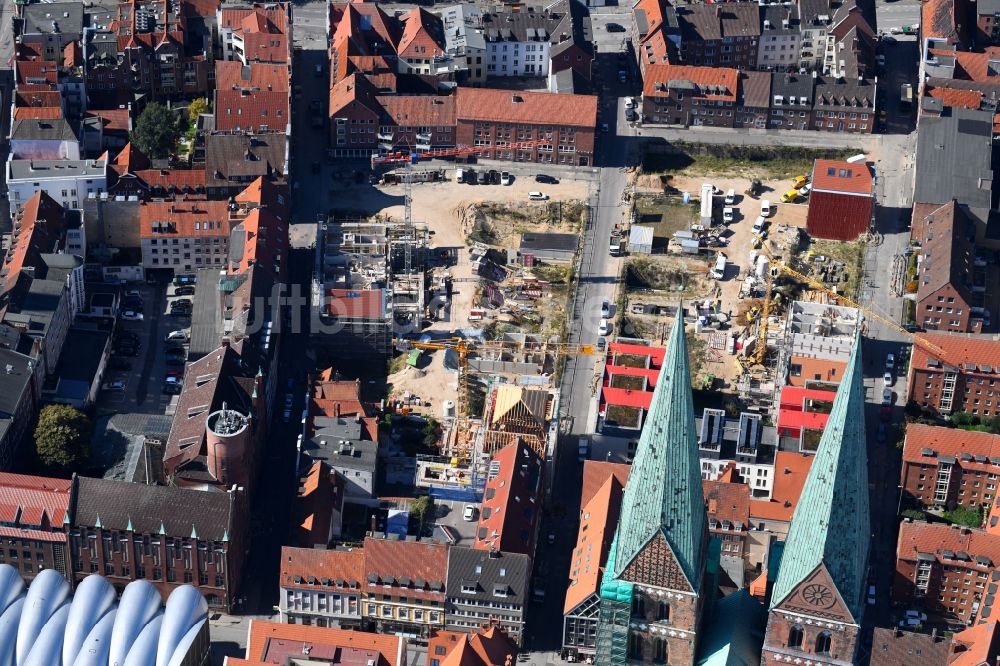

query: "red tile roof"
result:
(379, 95), (455, 128)
(922, 0), (962, 43)
(564, 470), (625, 613)
(134, 168), (207, 193)
(911, 332), (1000, 374)
(281, 544), (364, 590)
(903, 423), (1000, 469)
(230, 207), (286, 280)
(703, 478), (750, 528)
(215, 89), (288, 132)
(455, 88), (597, 128)
(397, 8), (444, 59)
(0, 473), (72, 542)
(810, 159), (874, 195)
(14, 60), (58, 85)
(432, 627), (519, 666)
(14, 90), (62, 108)
(750, 451), (813, 523)
(216, 60), (289, 91)
(138, 200), (232, 239)
(928, 86), (983, 110)
(950, 622), (1000, 666)
(85, 109), (131, 133)
(309, 371), (378, 440)
(363, 536), (449, 602)
(580, 460), (630, 508)
(12, 107), (63, 120)
(897, 521), (1000, 568)
(473, 441), (543, 556)
(240, 620), (404, 666)
(633, 0), (673, 67)
(294, 461), (340, 547)
(1, 191), (67, 295)
(642, 64), (739, 102)
(930, 47), (1000, 82)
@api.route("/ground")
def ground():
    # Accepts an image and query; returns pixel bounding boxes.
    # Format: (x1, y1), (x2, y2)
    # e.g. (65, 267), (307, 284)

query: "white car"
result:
(165, 330), (188, 341)
(723, 207), (735, 223)
(752, 216), (767, 235)
(624, 97), (636, 109)
(500, 171), (512, 186)
(121, 310), (143, 321)
(598, 318), (612, 336)
(528, 191), (549, 201)
(884, 371), (895, 387)
(760, 199), (772, 217)
(463, 504), (477, 521)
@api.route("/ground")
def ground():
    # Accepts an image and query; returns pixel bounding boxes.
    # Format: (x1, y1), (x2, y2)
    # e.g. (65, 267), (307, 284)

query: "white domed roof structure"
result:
(0, 565), (209, 666)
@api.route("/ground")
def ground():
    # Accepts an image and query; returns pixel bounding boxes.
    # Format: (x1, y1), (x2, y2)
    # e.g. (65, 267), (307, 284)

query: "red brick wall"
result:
(893, 553), (989, 624)
(454, 120), (593, 166)
(763, 611), (860, 664)
(806, 191), (873, 241)
(329, 102), (380, 153)
(917, 286), (977, 333)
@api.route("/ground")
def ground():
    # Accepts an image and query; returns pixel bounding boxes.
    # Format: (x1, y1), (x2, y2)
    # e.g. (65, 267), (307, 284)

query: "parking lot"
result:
(94, 278), (196, 417)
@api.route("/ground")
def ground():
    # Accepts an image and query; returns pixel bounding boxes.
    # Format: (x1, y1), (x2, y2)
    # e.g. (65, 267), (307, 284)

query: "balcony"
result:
(377, 131), (394, 142)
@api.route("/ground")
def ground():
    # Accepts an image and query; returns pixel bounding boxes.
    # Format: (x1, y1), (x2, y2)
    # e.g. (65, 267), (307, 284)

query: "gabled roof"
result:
(564, 469), (625, 614)
(474, 441), (543, 556)
(1, 191), (67, 296)
(609, 316), (707, 591)
(0, 472), (72, 537)
(364, 535), (449, 600)
(642, 64), (739, 102)
(904, 423), (1000, 469)
(770, 336), (870, 621)
(913, 201), (976, 304)
(438, 627), (519, 666)
(138, 200), (231, 239)
(72, 475), (236, 541)
(911, 332), (1000, 375)
(455, 88), (597, 128)
(238, 620), (404, 666)
(951, 622), (1000, 666)
(397, 7), (445, 58)
(811, 159), (874, 195)
(281, 544), (364, 591)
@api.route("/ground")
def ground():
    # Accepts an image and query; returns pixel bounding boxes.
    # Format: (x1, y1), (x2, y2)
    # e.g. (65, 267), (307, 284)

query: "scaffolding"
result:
(595, 539), (632, 666)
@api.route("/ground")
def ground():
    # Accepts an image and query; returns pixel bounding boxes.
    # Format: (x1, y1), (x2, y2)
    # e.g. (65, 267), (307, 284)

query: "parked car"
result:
(173, 274), (197, 286)
(884, 371), (895, 387)
(880, 404), (892, 422)
(800, 183), (813, 196)
(792, 175), (809, 189)
(528, 191), (549, 201)
(886, 353), (895, 370)
(606, 22), (626, 32)
(101, 380), (126, 392)
(500, 171), (512, 186)
(488, 170), (500, 184)
(752, 217), (767, 235)
(597, 336), (607, 352)
(867, 585), (876, 605)
(882, 387), (893, 404)
(780, 189), (800, 204)
(535, 174), (559, 185)
(760, 200), (772, 217)
(171, 298), (192, 307)
(723, 207), (735, 223)
(174, 285), (196, 296)
(121, 310), (143, 321)
(165, 330), (188, 341)
(598, 318), (612, 336)
(601, 300), (611, 318)
(463, 505), (477, 521)
(477, 170), (488, 185)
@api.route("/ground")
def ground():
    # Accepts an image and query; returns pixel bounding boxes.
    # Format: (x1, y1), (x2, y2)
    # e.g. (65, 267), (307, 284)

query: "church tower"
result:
(595, 316), (710, 666)
(762, 336), (871, 665)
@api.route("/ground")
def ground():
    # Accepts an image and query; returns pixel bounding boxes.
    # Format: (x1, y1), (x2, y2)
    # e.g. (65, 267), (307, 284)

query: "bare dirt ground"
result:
(328, 176), (589, 417)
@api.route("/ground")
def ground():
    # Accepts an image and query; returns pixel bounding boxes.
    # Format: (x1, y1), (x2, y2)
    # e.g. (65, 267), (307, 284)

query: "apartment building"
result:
(704, 477), (751, 562)
(0, 347), (42, 471)
(217, 3), (291, 65)
(233, 620), (407, 666)
(445, 547), (530, 645)
(5, 157), (108, 215)
(214, 61), (290, 134)
(674, 3), (760, 69)
(640, 64), (739, 127)
(397, 8), (447, 75)
(901, 424), (1000, 511)
(769, 72), (814, 130)
(912, 202), (984, 334)
(0, 473), (73, 585)
(758, 6), (801, 69)
(561, 461), (628, 662)
(483, 12), (554, 77)
(453, 88), (597, 166)
(279, 545), (363, 627)
(812, 78), (877, 134)
(138, 200), (233, 271)
(68, 476), (247, 609)
(895, 520), (1000, 625)
(735, 70), (772, 129)
(473, 441), (543, 556)
(907, 333), (1000, 417)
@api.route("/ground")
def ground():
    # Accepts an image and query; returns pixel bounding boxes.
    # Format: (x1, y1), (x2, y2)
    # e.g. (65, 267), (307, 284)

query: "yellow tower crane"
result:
(750, 246), (948, 365)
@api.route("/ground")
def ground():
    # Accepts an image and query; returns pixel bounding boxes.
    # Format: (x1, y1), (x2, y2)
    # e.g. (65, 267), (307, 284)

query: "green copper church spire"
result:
(770, 334), (871, 621)
(611, 313), (707, 591)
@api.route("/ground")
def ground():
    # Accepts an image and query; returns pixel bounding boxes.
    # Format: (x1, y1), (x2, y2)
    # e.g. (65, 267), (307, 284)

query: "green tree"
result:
(410, 495), (435, 532)
(187, 98), (210, 124)
(943, 505), (983, 528)
(35, 404), (92, 471)
(130, 102), (181, 158)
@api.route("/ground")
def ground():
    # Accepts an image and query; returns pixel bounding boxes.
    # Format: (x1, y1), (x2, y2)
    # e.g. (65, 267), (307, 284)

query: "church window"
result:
(657, 601), (670, 621)
(654, 638), (667, 664)
(816, 631), (833, 655)
(788, 625), (804, 649)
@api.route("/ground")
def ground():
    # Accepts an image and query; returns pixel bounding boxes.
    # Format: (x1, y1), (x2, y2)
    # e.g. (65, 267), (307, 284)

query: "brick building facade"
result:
(68, 476), (247, 610)
(0, 473), (73, 586)
(901, 424), (1000, 510)
(907, 333), (1000, 417)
